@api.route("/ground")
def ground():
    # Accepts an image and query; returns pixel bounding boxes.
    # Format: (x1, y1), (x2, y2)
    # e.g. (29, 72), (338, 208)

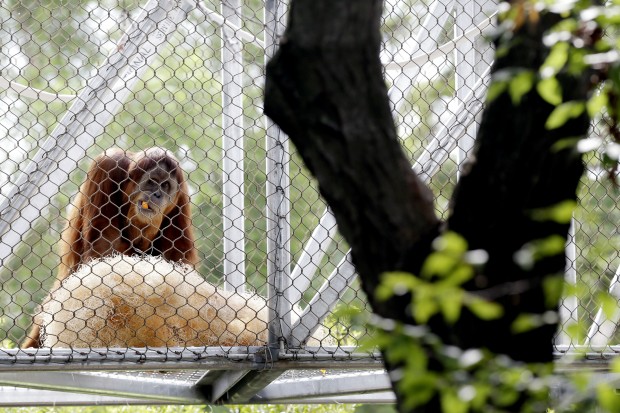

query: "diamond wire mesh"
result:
(0, 0), (607, 363)
(559, 116), (620, 351)
(0, 0), (368, 355)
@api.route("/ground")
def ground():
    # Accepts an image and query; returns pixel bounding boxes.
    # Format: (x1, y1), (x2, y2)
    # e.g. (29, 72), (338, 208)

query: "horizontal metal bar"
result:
(255, 391), (396, 404)
(278, 349), (383, 360)
(555, 358), (615, 372)
(252, 370), (391, 402)
(0, 347), (257, 372)
(556, 344), (620, 353)
(0, 347), (383, 372)
(0, 386), (397, 406)
(0, 359), (384, 373)
(0, 387), (158, 406)
(0, 372), (204, 403)
(555, 346), (620, 370)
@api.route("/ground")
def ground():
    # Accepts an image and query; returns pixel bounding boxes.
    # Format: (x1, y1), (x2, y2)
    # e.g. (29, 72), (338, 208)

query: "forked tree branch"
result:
(264, 0), (440, 320)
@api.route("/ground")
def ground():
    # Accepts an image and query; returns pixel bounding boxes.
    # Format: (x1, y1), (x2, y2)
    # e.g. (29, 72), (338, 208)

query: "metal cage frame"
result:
(0, 0), (613, 406)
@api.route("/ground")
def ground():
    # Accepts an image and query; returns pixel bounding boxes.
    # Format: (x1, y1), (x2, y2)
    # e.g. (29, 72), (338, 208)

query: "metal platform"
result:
(4, 346), (620, 406)
(0, 347), (388, 405)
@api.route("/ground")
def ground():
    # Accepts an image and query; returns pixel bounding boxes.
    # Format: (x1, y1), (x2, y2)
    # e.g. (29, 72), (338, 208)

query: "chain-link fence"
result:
(557, 120), (620, 352)
(0, 0), (374, 357)
(0, 0), (613, 371)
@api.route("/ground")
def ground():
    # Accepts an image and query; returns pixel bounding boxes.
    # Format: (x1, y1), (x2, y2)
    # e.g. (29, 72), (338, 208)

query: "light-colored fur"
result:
(40, 255), (268, 347)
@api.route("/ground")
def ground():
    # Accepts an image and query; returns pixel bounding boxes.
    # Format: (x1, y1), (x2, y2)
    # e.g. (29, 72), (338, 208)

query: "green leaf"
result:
(545, 101), (585, 130)
(493, 387), (520, 407)
(563, 281), (588, 298)
(537, 76), (562, 105)
(509, 71), (535, 105)
(375, 283), (395, 302)
(400, 374), (438, 409)
(421, 252), (458, 278)
(610, 357), (620, 373)
(512, 314), (542, 333)
(406, 343), (429, 373)
(486, 80), (508, 103)
(332, 305), (362, 319)
(442, 264), (474, 287)
(603, 153), (617, 170)
(423, 232), (469, 278)
(572, 372), (591, 391)
(440, 390), (468, 413)
(565, 322), (585, 343)
(587, 90), (608, 118)
(541, 42), (569, 76)
(467, 296), (503, 320)
(530, 200), (576, 224)
(567, 47), (588, 75)
(386, 332), (417, 364)
(531, 235), (567, 259)
(377, 272), (419, 301)
(433, 231), (468, 254)
(413, 295), (439, 324)
(597, 383), (620, 412)
(471, 383), (492, 410)
(597, 12), (620, 25)
(543, 276), (565, 308)
(440, 289), (463, 324)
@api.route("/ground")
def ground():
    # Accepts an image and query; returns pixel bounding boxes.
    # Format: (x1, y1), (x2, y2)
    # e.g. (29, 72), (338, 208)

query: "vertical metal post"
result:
(454, 0), (490, 172)
(558, 219), (578, 347)
(221, 0), (246, 292)
(265, 0), (292, 349)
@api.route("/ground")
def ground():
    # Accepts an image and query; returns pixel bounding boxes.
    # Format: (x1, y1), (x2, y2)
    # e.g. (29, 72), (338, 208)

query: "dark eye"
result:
(161, 181), (170, 191)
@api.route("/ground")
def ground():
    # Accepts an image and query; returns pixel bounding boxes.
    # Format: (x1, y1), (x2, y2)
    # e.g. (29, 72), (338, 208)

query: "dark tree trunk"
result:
(264, 0), (439, 324)
(446, 15), (590, 362)
(264, 1), (591, 411)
